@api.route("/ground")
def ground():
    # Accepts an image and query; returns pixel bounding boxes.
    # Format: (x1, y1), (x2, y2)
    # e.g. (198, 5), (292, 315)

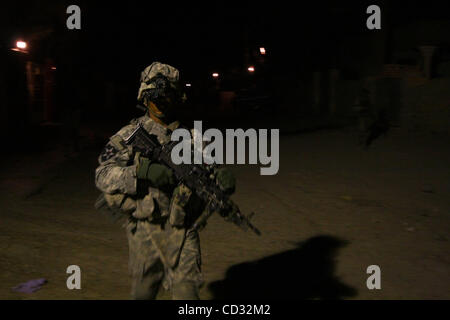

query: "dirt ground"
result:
(0, 127), (449, 300)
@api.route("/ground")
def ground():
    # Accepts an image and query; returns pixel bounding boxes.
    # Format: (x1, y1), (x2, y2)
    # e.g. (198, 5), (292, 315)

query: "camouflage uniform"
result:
(95, 112), (204, 300)
(94, 62), (239, 299)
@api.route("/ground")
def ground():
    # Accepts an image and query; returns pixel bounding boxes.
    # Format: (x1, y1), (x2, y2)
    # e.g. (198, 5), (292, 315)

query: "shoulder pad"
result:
(115, 123), (138, 140)
(109, 135), (126, 151)
(107, 122), (139, 151)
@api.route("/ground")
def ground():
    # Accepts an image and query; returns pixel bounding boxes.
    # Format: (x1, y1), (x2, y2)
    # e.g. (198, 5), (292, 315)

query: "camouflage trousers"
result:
(125, 219), (202, 300)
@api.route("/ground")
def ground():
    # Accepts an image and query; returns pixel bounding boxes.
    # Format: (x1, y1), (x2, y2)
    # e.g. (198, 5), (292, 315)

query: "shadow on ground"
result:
(208, 235), (357, 299)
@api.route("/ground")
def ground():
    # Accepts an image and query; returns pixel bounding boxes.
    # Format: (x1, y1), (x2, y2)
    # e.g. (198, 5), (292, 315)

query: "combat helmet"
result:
(137, 62), (186, 122)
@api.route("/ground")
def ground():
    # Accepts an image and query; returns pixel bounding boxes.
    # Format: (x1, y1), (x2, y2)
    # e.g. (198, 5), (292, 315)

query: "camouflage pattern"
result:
(95, 114), (203, 299)
(137, 62), (180, 101)
(169, 184), (192, 227)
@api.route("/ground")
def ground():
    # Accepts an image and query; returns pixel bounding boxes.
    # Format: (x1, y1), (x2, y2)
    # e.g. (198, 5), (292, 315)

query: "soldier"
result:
(95, 62), (236, 300)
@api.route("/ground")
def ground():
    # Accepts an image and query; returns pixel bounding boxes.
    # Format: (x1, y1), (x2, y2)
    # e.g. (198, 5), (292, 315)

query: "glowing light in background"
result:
(248, 66), (255, 72)
(16, 41), (27, 49)
(212, 73), (219, 78)
(185, 83), (191, 87)
(259, 47), (266, 55)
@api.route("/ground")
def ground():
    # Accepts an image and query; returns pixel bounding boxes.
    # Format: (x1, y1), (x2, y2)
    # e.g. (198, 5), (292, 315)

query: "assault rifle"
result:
(123, 123), (261, 235)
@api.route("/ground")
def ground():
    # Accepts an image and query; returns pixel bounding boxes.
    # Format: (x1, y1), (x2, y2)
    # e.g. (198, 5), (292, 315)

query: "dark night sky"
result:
(2, 1), (450, 84)
(0, 2), (367, 67)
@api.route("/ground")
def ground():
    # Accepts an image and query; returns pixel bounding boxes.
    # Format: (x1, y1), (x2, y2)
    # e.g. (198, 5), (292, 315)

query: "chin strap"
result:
(147, 101), (164, 118)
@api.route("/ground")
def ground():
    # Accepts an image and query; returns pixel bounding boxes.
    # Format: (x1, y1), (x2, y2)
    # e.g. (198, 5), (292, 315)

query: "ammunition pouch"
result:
(168, 184), (192, 228)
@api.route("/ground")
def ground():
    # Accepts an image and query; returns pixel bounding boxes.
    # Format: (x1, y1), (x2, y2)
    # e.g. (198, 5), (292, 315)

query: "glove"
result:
(215, 167), (236, 195)
(137, 157), (175, 189)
